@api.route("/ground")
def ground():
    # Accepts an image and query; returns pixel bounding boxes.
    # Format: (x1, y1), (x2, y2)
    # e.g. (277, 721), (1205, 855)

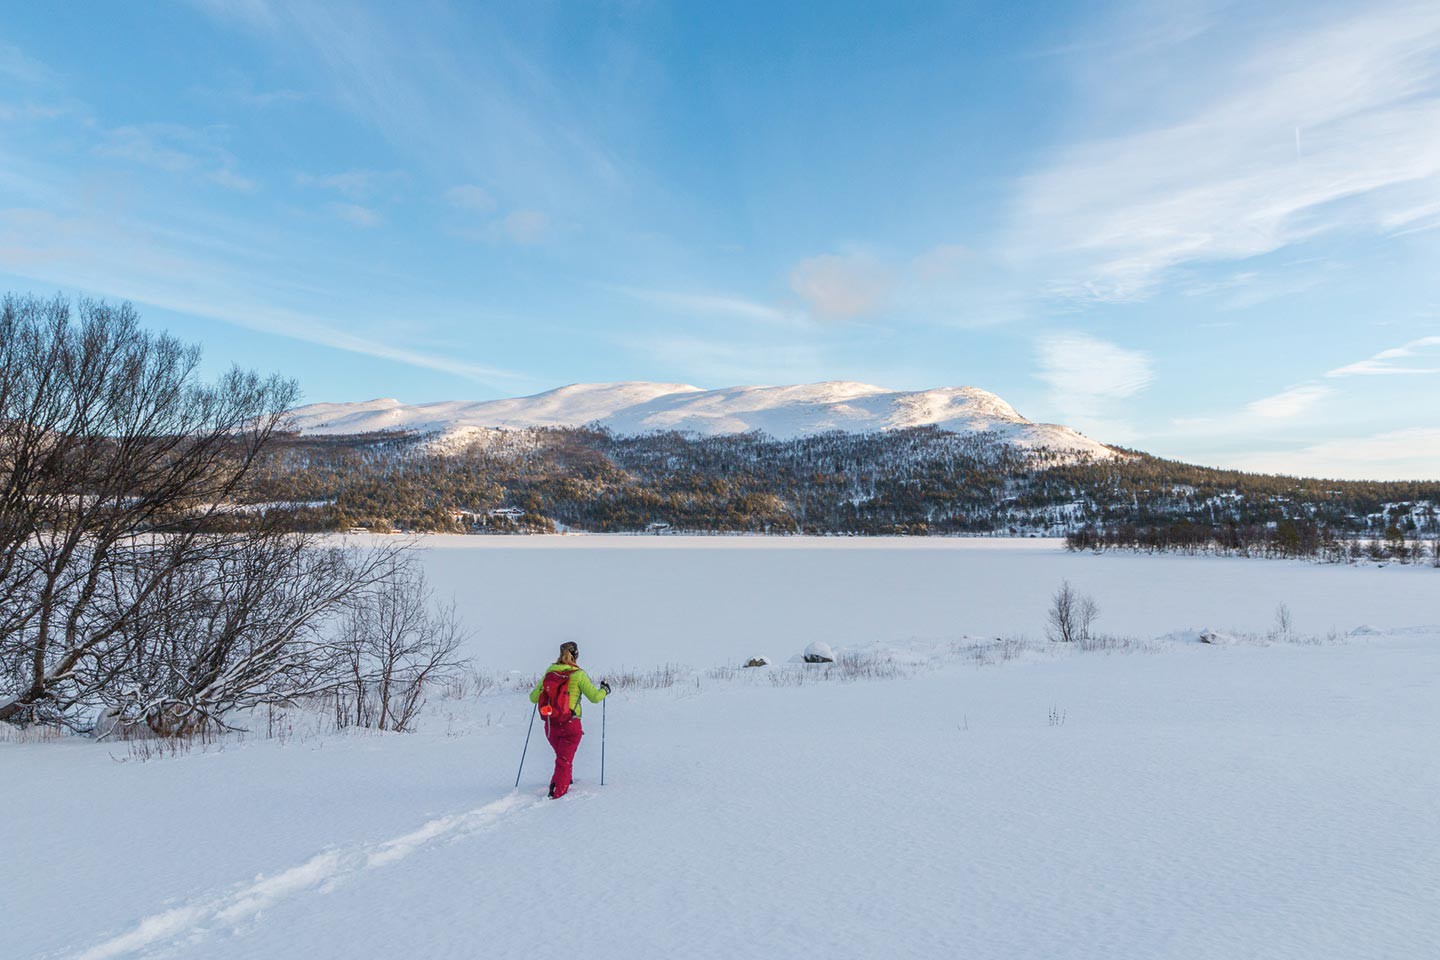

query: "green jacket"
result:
(529, 663), (607, 718)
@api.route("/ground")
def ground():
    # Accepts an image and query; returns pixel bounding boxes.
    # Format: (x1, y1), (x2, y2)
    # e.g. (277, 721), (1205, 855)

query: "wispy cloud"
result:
(297, 169), (404, 199)
(1034, 332), (1153, 440)
(1176, 259), (1336, 310)
(1221, 427), (1440, 480)
(443, 185), (551, 244)
(445, 184), (496, 213)
(1167, 381), (1336, 440)
(789, 253), (891, 320)
(1245, 384), (1333, 419)
(0, 42), (56, 85)
(1013, 2), (1440, 301)
(0, 206), (524, 386)
(902, 244), (1029, 327)
(191, 0), (621, 214)
(1035, 333), (1154, 399)
(1326, 335), (1440, 376)
(440, 183), (557, 245)
(233, 86), (305, 107)
(328, 202), (382, 228)
(618, 244), (1017, 334)
(96, 123), (256, 191)
(495, 209), (549, 245)
(636, 335), (826, 386)
(188, 0), (283, 31)
(613, 286), (803, 326)
(192, 73), (307, 109)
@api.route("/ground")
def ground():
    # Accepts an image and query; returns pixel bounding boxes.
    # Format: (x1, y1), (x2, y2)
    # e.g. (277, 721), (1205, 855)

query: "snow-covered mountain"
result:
(288, 381), (1116, 458)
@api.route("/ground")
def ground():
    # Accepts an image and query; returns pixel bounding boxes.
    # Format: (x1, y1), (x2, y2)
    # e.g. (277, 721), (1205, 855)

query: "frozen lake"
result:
(400, 535), (1440, 671)
(12, 536), (1437, 959)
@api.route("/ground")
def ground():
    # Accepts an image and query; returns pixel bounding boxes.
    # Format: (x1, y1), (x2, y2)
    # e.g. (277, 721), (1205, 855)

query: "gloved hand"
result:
(599, 679), (612, 694)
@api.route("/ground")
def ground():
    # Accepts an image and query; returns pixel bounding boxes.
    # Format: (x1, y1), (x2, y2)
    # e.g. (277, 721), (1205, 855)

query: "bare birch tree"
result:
(335, 559), (468, 733)
(1046, 579), (1099, 644)
(0, 295), (296, 726)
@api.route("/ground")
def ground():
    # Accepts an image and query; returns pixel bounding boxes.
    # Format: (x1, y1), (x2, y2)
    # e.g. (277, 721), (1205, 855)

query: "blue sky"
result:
(2, 0), (1439, 480)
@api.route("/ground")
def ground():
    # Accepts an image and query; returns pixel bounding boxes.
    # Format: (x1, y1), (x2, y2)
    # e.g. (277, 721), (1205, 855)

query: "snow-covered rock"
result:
(803, 640), (837, 663)
(287, 380), (1116, 458)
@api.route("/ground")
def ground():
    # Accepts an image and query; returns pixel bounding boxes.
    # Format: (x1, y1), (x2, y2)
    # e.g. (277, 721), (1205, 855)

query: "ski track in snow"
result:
(64, 791), (546, 960)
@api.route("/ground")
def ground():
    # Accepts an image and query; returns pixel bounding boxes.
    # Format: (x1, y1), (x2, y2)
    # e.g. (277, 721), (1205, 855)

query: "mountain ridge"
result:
(288, 380), (1116, 459)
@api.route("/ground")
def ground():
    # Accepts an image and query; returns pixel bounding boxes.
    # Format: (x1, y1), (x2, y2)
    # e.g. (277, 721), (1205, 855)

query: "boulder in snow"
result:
(803, 640), (836, 663)
(743, 656), (771, 668)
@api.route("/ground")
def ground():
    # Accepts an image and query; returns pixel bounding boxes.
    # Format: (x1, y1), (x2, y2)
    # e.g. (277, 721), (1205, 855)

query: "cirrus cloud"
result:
(1326, 335), (1440, 377)
(1013, 1), (1440, 302)
(1034, 332), (1154, 441)
(1246, 384), (1333, 418)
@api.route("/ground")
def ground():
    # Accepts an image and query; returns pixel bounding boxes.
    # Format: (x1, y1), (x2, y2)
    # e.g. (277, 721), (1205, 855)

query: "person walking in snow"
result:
(529, 641), (609, 799)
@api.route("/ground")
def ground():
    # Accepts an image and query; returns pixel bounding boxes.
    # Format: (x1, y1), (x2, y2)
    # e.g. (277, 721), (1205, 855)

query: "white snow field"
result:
(6, 538), (1439, 960)
(407, 535), (1440, 671)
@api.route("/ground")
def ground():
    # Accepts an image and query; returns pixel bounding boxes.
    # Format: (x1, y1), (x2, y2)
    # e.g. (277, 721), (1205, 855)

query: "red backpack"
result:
(537, 669), (574, 723)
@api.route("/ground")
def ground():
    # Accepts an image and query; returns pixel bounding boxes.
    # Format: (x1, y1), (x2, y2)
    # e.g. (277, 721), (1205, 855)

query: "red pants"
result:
(544, 718), (583, 798)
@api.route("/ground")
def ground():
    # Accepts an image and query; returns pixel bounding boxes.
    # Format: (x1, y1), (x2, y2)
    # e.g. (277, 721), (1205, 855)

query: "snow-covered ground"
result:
(6, 538), (1438, 960)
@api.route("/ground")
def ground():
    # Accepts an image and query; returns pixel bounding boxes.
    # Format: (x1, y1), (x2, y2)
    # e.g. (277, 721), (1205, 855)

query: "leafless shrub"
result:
(107, 719), (226, 762)
(494, 675), (540, 704)
(765, 668), (808, 688)
(111, 736), (198, 763)
(1048, 706), (1067, 727)
(605, 663), (691, 691)
(831, 652), (902, 680)
(1074, 632), (1140, 652)
(440, 665), (498, 701)
(767, 652), (902, 686)
(1266, 603), (1295, 643)
(95, 532), (407, 738)
(332, 560), (470, 733)
(1046, 580), (1099, 644)
(952, 635), (1038, 665)
(264, 703), (294, 741)
(998, 635), (1025, 661)
(0, 722), (66, 745)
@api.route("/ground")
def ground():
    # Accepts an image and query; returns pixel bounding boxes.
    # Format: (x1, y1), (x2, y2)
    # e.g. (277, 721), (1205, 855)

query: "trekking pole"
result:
(515, 704), (537, 789)
(600, 697), (607, 786)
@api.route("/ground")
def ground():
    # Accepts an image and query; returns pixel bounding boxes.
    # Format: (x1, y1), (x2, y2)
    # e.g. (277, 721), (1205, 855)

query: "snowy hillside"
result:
(9, 539), (1438, 960)
(287, 381), (1116, 458)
